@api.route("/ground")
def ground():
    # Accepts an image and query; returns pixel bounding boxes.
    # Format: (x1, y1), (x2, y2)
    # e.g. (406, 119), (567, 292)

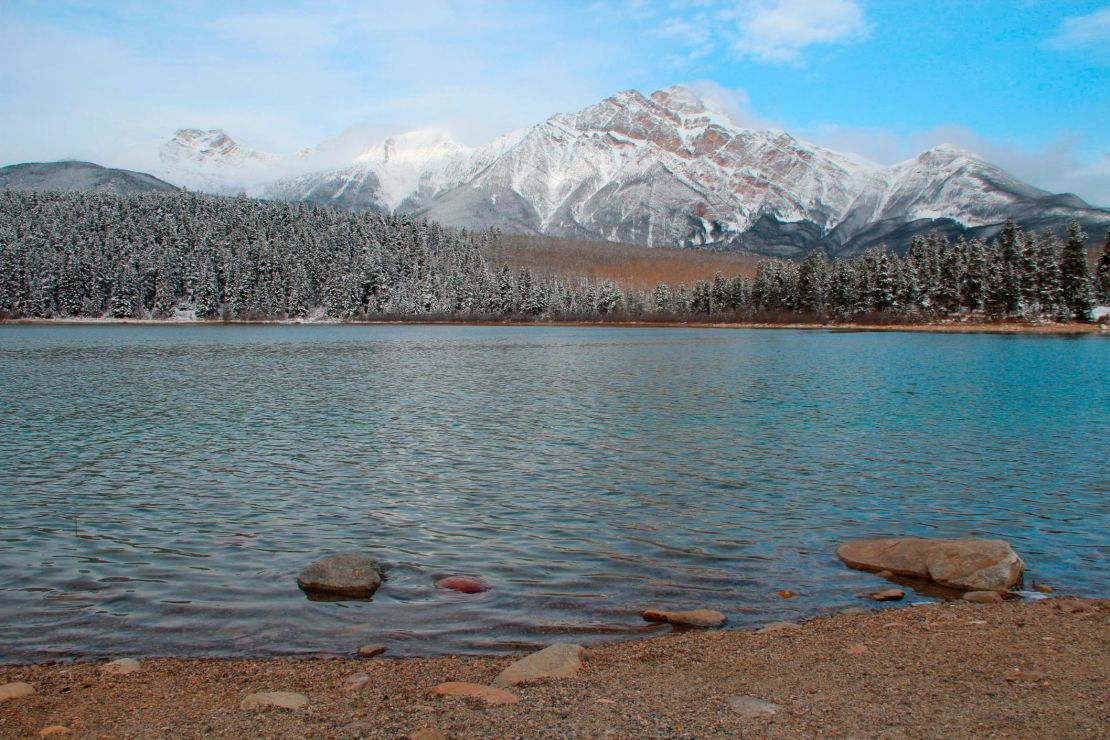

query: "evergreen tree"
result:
(1059, 221), (1095, 321)
(1096, 230), (1110, 305)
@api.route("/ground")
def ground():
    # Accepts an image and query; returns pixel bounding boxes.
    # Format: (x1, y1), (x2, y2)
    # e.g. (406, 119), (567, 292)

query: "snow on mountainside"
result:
(128, 86), (1110, 255)
(156, 128), (277, 193)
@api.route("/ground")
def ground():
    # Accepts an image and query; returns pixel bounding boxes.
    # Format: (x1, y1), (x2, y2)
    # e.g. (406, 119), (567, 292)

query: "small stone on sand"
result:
(345, 673), (371, 690)
(845, 643), (868, 655)
(963, 590), (1004, 604)
(429, 682), (519, 705)
(757, 621), (801, 634)
(38, 727), (71, 737)
(100, 658), (141, 675)
(728, 695), (780, 718)
(0, 682), (35, 701)
(240, 691), (309, 710)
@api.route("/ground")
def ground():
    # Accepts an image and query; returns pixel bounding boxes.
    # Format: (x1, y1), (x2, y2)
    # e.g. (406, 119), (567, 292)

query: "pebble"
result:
(728, 695), (780, 718)
(345, 673), (372, 691)
(775, 590), (797, 599)
(358, 643), (387, 658)
(0, 682), (35, 701)
(1032, 582), (1054, 594)
(409, 729), (448, 740)
(845, 643), (868, 655)
(240, 691), (309, 710)
(38, 727), (71, 737)
(492, 643), (585, 687)
(642, 608), (727, 628)
(757, 621), (801, 634)
(963, 590), (1004, 604)
(429, 681), (520, 705)
(100, 658), (142, 675)
(1005, 669), (1046, 683)
(876, 570), (895, 578)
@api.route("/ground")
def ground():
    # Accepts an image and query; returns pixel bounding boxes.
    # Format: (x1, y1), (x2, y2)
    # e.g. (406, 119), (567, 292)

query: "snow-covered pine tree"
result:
(1059, 221), (1095, 321)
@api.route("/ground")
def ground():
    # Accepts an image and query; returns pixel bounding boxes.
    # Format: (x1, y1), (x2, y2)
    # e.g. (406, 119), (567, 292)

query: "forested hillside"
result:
(1, 190), (1106, 323)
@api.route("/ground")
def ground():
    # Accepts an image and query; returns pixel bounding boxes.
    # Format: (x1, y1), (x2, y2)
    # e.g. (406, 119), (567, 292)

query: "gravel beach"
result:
(1, 598), (1106, 739)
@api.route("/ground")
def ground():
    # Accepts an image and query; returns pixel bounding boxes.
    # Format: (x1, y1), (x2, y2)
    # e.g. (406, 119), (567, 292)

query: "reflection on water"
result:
(0, 324), (1106, 662)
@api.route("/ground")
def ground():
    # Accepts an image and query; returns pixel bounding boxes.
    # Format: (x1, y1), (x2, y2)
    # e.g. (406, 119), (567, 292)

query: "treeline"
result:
(0, 190), (1107, 323)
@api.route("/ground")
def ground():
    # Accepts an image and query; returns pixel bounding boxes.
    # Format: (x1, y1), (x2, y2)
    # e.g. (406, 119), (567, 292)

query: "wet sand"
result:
(1, 598), (1106, 738)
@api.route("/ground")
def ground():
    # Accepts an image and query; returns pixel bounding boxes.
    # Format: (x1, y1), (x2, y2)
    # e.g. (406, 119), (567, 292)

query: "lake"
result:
(0, 324), (1106, 662)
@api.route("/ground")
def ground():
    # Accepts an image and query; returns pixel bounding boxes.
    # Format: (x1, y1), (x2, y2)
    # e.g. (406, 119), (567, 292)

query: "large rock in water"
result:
(837, 538), (1023, 592)
(297, 553), (383, 598)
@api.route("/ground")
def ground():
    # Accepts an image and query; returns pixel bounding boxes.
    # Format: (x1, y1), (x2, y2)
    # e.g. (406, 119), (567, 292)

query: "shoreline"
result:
(1, 598), (1106, 738)
(1, 317), (1105, 335)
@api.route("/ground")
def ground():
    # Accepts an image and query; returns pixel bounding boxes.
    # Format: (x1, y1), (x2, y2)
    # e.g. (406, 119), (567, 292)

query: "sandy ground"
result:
(1, 598), (1106, 739)
(1, 317), (1106, 334)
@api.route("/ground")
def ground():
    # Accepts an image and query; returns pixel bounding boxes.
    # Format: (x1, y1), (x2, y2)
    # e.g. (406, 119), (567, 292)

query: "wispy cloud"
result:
(722, 0), (872, 64)
(1045, 6), (1110, 54)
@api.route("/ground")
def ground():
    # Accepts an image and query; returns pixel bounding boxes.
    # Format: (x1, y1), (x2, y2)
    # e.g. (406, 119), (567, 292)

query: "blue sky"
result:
(2, 0), (1108, 203)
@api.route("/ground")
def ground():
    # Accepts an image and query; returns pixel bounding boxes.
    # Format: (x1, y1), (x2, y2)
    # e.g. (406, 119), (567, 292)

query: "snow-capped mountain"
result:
(156, 128), (277, 194)
(141, 86), (1110, 255)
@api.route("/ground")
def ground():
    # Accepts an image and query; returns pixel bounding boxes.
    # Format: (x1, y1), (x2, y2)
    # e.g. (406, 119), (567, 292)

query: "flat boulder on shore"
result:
(492, 643), (584, 688)
(837, 538), (1023, 592)
(297, 553), (383, 598)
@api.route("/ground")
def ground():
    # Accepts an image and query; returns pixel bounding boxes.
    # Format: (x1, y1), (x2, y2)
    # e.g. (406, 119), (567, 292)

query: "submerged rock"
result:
(837, 538), (1023, 592)
(358, 643), (387, 658)
(859, 589), (905, 602)
(642, 608), (726, 628)
(492, 643), (584, 687)
(297, 553), (383, 598)
(429, 682), (519, 705)
(240, 691), (309, 710)
(435, 576), (491, 594)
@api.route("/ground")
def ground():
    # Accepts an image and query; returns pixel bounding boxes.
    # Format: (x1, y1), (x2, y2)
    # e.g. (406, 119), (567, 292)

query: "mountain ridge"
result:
(5, 86), (1108, 256)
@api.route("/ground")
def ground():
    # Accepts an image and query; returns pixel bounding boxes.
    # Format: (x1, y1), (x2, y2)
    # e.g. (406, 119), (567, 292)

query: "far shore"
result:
(2, 316), (1106, 335)
(1, 598), (1106, 738)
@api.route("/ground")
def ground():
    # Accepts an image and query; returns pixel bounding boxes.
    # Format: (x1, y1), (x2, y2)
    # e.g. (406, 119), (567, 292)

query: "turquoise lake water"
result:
(0, 324), (1107, 662)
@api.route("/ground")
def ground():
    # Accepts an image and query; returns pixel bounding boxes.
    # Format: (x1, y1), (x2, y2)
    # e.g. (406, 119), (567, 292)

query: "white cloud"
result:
(1045, 7), (1110, 53)
(723, 0), (872, 63)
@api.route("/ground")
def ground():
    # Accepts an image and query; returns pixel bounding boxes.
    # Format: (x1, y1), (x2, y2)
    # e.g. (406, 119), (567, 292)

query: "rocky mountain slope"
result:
(9, 87), (1109, 256)
(0, 161), (177, 195)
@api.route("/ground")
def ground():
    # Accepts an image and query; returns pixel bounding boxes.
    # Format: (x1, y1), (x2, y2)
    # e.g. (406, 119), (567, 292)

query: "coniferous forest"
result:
(1, 189), (1107, 323)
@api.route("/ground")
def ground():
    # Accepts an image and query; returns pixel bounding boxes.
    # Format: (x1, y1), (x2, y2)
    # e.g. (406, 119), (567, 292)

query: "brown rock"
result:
(358, 643), (387, 658)
(757, 621), (801, 634)
(38, 727), (71, 737)
(1005, 669), (1046, 683)
(775, 589), (797, 599)
(297, 553), (383, 598)
(963, 590), (1004, 604)
(491, 643), (584, 687)
(845, 643), (868, 655)
(435, 576), (491, 594)
(429, 682), (519, 705)
(345, 673), (371, 691)
(1032, 582), (1054, 594)
(641, 608), (726, 628)
(860, 589), (905, 602)
(0, 682), (35, 701)
(728, 695), (780, 718)
(409, 729), (448, 740)
(240, 691), (309, 710)
(876, 570), (895, 578)
(837, 538), (1024, 591)
(100, 658), (141, 675)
